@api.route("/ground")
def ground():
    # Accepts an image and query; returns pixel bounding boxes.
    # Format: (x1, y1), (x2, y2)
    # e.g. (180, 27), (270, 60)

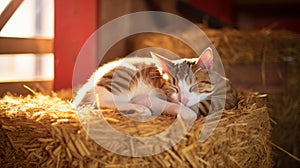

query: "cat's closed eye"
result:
(170, 85), (179, 93)
(189, 83), (199, 92)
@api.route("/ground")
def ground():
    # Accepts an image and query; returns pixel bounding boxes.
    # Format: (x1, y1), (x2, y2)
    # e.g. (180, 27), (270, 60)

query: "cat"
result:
(73, 47), (236, 120)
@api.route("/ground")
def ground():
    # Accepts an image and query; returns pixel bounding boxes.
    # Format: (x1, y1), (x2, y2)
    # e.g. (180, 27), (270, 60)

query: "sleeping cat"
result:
(73, 47), (236, 120)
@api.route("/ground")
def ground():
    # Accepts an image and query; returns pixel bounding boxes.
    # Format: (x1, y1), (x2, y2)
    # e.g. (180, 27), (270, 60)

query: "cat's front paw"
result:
(179, 107), (197, 121)
(134, 105), (152, 116)
(120, 104), (152, 117)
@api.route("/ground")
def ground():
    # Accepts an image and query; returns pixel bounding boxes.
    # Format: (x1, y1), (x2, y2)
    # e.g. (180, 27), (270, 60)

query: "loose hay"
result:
(0, 90), (272, 167)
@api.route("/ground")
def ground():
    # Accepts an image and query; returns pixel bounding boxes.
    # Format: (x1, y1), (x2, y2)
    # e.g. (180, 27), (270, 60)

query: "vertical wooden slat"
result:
(0, 0), (24, 31)
(54, 0), (99, 90)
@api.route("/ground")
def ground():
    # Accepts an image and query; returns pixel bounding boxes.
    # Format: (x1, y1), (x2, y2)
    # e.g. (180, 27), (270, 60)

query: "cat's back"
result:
(95, 57), (163, 95)
(94, 57), (155, 78)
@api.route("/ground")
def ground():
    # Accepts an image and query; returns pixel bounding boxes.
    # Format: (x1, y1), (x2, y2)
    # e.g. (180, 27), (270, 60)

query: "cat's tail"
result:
(72, 75), (97, 108)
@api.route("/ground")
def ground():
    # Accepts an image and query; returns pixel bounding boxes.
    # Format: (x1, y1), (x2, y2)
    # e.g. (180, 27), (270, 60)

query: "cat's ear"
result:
(150, 52), (172, 73)
(196, 47), (213, 70)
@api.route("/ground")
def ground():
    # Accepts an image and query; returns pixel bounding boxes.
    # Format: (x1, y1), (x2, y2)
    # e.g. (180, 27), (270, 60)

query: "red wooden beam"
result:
(186, 0), (234, 25)
(54, 0), (99, 90)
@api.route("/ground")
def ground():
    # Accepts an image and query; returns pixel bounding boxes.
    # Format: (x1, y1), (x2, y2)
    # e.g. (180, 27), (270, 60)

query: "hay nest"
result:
(0, 89), (272, 167)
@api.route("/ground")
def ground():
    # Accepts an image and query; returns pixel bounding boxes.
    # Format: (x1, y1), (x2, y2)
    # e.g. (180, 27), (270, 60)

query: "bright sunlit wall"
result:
(0, 0), (54, 82)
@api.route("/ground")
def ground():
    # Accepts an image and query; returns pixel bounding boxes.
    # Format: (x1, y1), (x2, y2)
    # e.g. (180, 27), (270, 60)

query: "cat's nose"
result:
(181, 97), (189, 105)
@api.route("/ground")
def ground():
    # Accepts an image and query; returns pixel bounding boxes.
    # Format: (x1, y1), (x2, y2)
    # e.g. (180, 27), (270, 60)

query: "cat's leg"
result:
(132, 95), (197, 120)
(100, 100), (152, 116)
(95, 86), (152, 116)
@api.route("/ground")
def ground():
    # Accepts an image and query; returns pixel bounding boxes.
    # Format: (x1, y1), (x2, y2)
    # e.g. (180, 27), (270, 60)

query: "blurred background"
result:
(0, 0), (299, 94)
(0, 0), (300, 93)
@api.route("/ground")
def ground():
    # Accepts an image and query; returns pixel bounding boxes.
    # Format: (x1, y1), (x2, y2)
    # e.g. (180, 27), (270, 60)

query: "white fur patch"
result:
(176, 80), (213, 107)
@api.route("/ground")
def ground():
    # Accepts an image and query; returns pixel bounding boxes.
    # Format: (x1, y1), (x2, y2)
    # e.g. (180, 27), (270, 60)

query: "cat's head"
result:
(151, 47), (214, 107)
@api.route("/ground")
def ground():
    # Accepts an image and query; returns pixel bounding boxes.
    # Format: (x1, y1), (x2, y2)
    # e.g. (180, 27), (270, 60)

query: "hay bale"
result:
(129, 25), (300, 64)
(0, 90), (272, 167)
(128, 25), (300, 167)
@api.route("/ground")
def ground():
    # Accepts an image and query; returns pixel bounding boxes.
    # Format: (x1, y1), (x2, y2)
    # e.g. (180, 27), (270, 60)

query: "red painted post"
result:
(54, 0), (99, 90)
(187, 0), (234, 25)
